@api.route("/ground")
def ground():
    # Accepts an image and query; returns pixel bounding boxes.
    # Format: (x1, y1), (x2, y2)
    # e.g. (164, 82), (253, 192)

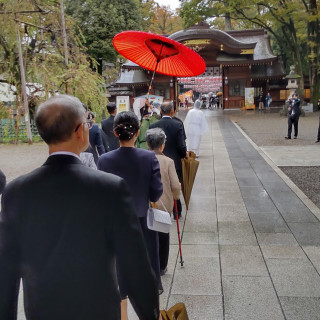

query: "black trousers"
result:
(317, 117), (320, 140)
(288, 116), (299, 138)
(158, 232), (170, 271)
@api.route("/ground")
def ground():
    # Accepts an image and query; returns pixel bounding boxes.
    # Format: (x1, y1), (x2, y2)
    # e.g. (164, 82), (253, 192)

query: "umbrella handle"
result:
(147, 44), (164, 99)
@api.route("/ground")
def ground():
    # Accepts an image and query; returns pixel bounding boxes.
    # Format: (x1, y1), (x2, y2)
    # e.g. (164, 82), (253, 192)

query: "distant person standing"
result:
(285, 93), (301, 139)
(87, 111), (105, 163)
(101, 102), (120, 151)
(184, 100), (209, 157)
(265, 92), (272, 110)
(258, 92), (264, 110)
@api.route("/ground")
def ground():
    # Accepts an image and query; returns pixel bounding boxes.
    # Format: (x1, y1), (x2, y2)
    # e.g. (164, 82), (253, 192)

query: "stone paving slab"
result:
(260, 245), (307, 259)
(222, 276), (285, 320)
(216, 204), (250, 222)
(171, 257), (221, 295)
(220, 245), (268, 276)
(249, 211), (290, 233)
(266, 258), (320, 297)
(280, 297), (320, 320)
(256, 233), (299, 246)
(288, 222), (320, 246)
(261, 146), (320, 166)
(302, 246), (320, 273)
(218, 222), (257, 246)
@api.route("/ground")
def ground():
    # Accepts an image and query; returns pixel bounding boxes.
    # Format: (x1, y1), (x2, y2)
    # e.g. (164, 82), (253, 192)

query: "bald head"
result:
(35, 95), (86, 145)
(160, 102), (173, 115)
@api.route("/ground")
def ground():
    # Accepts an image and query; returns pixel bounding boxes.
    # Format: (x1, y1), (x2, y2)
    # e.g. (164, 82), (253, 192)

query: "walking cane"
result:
(174, 200), (184, 267)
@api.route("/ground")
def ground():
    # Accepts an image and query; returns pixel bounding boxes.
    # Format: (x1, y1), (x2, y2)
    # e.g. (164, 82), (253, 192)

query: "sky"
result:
(155, 0), (181, 11)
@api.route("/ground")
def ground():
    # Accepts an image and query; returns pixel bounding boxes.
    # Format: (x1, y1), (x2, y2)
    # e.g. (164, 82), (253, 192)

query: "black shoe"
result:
(160, 267), (167, 276)
(173, 213), (181, 220)
(316, 140), (319, 143)
(285, 136), (291, 139)
(294, 136), (297, 139)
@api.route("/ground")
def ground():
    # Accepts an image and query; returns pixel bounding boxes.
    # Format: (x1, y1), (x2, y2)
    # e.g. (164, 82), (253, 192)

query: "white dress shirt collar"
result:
(50, 151), (81, 160)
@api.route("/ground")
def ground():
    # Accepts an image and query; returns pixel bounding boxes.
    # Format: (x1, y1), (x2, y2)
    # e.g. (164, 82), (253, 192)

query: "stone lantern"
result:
(284, 65), (301, 99)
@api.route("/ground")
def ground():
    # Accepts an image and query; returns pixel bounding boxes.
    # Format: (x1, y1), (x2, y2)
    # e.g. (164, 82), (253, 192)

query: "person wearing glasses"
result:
(0, 95), (160, 320)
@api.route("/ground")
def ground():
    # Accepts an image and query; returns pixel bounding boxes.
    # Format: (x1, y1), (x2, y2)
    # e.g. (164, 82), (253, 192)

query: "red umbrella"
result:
(113, 31), (206, 96)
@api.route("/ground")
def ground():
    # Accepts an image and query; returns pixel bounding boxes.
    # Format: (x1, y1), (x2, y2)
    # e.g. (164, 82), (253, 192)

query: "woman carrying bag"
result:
(98, 112), (163, 320)
(146, 128), (181, 275)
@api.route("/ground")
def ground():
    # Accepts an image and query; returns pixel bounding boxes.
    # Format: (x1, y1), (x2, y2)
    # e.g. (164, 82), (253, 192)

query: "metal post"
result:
(16, 24), (33, 144)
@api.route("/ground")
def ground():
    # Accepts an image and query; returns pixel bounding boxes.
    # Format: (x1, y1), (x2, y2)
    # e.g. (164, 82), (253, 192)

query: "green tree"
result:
(149, 5), (183, 34)
(65, 0), (142, 63)
(180, 0), (320, 103)
(0, 0), (107, 121)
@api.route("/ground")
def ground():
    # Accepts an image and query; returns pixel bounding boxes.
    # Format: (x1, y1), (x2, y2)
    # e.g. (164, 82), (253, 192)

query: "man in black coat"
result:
(150, 102), (187, 218)
(0, 95), (159, 320)
(87, 111), (105, 164)
(285, 93), (301, 139)
(101, 102), (120, 151)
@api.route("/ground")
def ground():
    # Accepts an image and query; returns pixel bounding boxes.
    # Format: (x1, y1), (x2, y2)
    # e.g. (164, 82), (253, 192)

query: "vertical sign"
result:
(245, 88), (254, 106)
(116, 96), (130, 113)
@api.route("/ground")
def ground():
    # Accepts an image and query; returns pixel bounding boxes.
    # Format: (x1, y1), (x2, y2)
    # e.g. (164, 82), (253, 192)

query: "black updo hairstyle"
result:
(113, 111), (139, 141)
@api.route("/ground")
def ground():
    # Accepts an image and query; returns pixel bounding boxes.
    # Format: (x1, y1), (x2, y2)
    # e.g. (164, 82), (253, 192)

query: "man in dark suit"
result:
(0, 95), (159, 320)
(0, 169), (5, 194)
(87, 111), (105, 164)
(150, 102), (187, 218)
(101, 102), (120, 151)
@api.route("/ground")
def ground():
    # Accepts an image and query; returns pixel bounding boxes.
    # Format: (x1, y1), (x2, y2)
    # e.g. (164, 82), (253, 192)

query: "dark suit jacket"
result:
(150, 117), (187, 172)
(101, 116), (120, 151)
(0, 169), (5, 194)
(0, 155), (159, 320)
(88, 124), (105, 164)
(98, 147), (163, 218)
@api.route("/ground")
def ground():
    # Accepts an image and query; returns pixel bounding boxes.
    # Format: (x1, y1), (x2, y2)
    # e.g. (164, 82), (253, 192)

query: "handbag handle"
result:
(149, 199), (169, 213)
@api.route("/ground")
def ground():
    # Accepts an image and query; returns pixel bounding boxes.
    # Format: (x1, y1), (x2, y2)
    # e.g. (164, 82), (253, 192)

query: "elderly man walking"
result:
(0, 95), (159, 320)
(150, 102), (187, 219)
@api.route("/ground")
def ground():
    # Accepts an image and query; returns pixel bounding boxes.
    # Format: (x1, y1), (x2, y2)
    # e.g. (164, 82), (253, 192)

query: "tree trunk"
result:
(225, 12), (232, 30)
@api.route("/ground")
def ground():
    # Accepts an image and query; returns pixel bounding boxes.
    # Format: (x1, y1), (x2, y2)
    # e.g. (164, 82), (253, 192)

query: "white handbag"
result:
(147, 201), (172, 233)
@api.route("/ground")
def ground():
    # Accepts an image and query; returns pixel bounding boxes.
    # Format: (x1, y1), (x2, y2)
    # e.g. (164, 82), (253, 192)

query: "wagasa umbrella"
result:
(113, 31), (206, 97)
(181, 151), (199, 211)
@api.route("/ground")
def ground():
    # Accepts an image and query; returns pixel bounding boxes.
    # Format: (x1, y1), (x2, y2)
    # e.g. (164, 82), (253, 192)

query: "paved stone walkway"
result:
(130, 109), (320, 319)
(10, 109), (320, 319)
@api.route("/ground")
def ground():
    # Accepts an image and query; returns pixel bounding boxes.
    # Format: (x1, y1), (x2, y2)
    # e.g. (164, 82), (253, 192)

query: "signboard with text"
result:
(116, 96), (130, 113)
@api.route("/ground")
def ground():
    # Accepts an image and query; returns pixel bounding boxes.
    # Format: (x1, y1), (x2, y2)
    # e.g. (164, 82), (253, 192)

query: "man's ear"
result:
(113, 131), (118, 137)
(75, 123), (85, 142)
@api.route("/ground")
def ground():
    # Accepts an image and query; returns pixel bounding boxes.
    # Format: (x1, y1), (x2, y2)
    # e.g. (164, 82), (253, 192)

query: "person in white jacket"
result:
(184, 99), (208, 157)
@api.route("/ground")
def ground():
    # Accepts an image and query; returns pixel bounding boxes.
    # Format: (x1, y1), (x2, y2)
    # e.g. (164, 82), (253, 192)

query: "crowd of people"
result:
(0, 94), (210, 320)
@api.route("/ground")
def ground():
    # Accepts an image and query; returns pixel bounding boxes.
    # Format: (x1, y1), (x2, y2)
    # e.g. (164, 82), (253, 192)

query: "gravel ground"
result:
(0, 142), (48, 183)
(228, 109), (320, 146)
(228, 109), (320, 210)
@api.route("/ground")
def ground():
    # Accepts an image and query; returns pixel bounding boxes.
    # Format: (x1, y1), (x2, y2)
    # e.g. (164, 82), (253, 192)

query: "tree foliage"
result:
(65, 0), (142, 63)
(180, 0), (320, 103)
(0, 0), (107, 118)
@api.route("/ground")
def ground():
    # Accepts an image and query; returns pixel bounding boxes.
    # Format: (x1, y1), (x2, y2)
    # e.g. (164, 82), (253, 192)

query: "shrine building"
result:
(109, 23), (299, 109)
